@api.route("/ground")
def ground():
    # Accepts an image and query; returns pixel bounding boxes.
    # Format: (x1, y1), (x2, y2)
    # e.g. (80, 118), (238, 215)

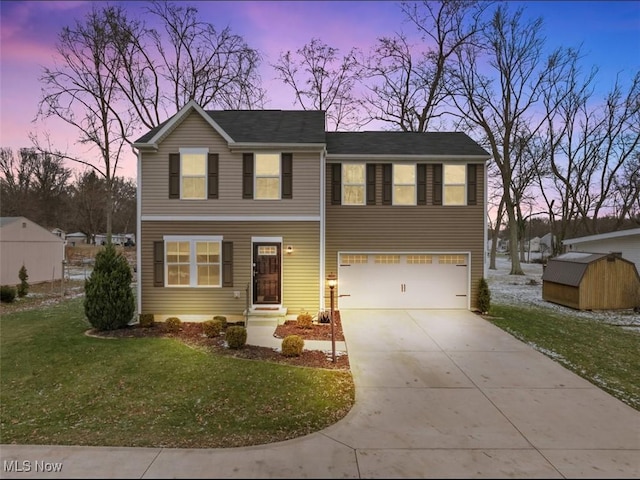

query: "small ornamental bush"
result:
(84, 243), (135, 331)
(17, 265), (29, 298)
(165, 317), (182, 333)
(0, 285), (16, 303)
(296, 312), (313, 329)
(213, 315), (228, 330)
(139, 313), (155, 328)
(478, 277), (491, 314)
(203, 319), (222, 337)
(226, 325), (247, 349)
(281, 335), (304, 357)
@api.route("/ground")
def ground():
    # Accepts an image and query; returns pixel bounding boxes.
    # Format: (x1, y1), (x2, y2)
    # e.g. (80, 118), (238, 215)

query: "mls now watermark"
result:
(3, 460), (64, 473)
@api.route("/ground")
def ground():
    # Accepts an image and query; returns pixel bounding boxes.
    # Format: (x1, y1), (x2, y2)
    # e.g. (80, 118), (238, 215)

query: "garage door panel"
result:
(338, 253), (468, 309)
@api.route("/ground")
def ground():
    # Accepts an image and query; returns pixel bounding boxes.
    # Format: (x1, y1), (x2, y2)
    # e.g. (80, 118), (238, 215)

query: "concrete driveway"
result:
(1, 309), (639, 478)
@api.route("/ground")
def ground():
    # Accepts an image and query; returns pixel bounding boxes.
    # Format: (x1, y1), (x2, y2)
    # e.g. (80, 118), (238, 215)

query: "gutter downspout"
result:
(319, 147), (327, 312)
(133, 144), (142, 317)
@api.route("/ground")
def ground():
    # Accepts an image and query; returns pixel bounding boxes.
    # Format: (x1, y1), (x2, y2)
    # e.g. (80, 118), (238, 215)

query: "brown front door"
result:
(253, 243), (281, 304)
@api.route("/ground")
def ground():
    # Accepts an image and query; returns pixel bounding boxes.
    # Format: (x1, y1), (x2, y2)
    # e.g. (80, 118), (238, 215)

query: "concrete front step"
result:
(244, 306), (288, 327)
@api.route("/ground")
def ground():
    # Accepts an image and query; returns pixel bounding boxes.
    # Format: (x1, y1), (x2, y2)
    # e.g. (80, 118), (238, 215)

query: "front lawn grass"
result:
(0, 298), (355, 448)
(489, 303), (640, 411)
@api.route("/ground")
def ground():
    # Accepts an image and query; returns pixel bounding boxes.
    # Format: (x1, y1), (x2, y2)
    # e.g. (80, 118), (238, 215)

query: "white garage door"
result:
(337, 253), (469, 309)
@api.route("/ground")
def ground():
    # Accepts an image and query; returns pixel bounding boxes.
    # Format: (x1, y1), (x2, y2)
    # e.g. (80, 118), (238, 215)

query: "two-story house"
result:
(133, 101), (491, 323)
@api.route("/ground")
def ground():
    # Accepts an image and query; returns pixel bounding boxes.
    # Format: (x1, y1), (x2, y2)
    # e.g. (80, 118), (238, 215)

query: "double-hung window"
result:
(165, 236), (222, 287)
(443, 164), (466, 205)
(255, 153), (281, 200)
(180, 149), (207, 199)
(342, 163), (365, 205)
(393, 164), (416, 205)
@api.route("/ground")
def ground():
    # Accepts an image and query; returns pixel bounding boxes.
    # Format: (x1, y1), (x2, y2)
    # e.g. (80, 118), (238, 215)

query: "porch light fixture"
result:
(285, 245), (294, 255)
(327, 272), (337, 362)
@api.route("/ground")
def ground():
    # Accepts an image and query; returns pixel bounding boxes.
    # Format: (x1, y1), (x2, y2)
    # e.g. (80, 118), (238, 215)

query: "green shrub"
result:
(226, 325), (247, 349)
(84, 243), (135, 331)
(17, 265), (29, 298)
(203, 319), (222, 337)
(478, 277), (491, 314)
(139, 313), (155, 328)
(296, 312), (313, 329)
(213, 315), (228, 329)
(165, 317), (182, 333)
(0, 285), (16, 303)
(281, 335), (304, 357)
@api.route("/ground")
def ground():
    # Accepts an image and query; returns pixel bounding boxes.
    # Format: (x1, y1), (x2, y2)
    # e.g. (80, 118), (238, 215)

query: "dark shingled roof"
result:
(325, 131), (490, 156)
(541, 252), (608, 287)
(207, 110), (326, 144)
(134, 110), (326, 144)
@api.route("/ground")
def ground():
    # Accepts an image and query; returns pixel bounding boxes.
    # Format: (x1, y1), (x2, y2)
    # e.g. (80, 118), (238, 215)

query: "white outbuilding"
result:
(0, 217), (65, 285)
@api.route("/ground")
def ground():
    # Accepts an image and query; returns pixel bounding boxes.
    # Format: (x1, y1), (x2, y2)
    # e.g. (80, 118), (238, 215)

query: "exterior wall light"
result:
(285, 245), (294, 255)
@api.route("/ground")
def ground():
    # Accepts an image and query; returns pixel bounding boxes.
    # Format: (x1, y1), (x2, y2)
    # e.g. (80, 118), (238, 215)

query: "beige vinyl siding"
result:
(325, 162), (486, 310)
(141, 221), (320, 317)
(141, 111), (322, 217)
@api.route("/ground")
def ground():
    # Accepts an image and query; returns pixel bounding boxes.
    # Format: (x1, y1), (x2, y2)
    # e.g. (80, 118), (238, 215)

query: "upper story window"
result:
(181, 151), (207, 199)
(443, 164), (466, 205)
(255, 153), (281, 200)
(342, 163), (365, 205)
(393, 164), (416, 205)
(168, 149), (218, 200)
(165, 236), (222, 287)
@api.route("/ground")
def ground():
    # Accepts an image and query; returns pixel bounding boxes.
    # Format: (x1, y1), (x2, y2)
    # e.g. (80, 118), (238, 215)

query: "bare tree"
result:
(69, 170), (107, 244)
(450, 5), (575, 274)
(273, 38), (364, 131)
(363, 0), (486, 132)
(33, 5), (135, 241)
(0, 148), (71, 228)
(539, 64), (640, 248)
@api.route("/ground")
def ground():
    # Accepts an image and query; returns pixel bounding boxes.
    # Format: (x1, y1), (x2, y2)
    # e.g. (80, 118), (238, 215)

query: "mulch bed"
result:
(88, 311), (349, 370)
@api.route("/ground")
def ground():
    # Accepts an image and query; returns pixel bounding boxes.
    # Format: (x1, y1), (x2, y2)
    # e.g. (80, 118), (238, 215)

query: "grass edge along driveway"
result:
(0, 297), (355, 448)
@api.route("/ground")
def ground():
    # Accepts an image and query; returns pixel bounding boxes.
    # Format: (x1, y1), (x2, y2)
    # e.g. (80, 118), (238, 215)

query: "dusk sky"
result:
(1, 0), (639, 181)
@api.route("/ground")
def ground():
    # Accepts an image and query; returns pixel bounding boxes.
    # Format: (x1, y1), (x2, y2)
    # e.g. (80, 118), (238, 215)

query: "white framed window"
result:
(180, 148), (208, 199)
(255, 153), (281, 200)
(444, 164), (466, 205)
(393, 164), (416, 205)
(342, 163), (365, 205)
(165, 236), (222, 287)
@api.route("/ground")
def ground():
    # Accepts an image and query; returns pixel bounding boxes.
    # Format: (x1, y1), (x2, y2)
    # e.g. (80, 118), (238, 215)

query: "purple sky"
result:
(1, 1), (639, 181)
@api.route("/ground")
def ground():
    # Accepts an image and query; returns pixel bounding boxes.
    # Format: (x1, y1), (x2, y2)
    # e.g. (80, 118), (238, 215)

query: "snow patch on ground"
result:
(486, 255), (640, 330)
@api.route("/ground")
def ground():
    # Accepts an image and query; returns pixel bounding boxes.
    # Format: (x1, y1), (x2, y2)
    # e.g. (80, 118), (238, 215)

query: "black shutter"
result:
(382, 164), (392, 205)
(207, 153), (219, 199)
(242, 153), (253, 199)
(366, 164), (376, 205)
(153, 241), (164, 287)
(282, 153), (293, 199)
(222, 241), (233, 287)
(417, 164), (427, 205)
(169, 154), (180, 199)
(467, 164), (477, 205)
(433, 164), (443, 205)
(331, 163), (342, 205)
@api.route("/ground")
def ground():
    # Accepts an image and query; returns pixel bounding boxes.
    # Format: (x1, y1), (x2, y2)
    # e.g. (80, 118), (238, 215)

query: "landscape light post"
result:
(327, 272), (337, 363)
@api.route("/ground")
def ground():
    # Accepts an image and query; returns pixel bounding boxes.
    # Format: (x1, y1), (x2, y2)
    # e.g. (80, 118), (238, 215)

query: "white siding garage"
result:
(337, 252), (469, 309)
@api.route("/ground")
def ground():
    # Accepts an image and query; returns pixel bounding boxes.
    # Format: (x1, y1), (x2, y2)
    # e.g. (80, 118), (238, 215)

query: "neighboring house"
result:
(563, 228), (640, 275)
(51, 228), (66, 241)
(0, 217), (65, 285)
(132, 101), (491, 322)
(542, 252), (640, 310)
(527, 236), (541, 253)
(66, 232), (87, 246)
(95, 233), (128, 245)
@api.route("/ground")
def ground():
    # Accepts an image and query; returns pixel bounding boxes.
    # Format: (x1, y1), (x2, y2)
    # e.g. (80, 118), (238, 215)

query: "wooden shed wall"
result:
(542, 282), (580, 310)
(579, 258), (640, 310)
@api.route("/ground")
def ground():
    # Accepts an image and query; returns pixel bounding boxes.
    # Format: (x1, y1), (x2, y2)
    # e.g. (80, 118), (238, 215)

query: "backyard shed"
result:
(0, 217), (65, 285)
(542, 252), (640, 310)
